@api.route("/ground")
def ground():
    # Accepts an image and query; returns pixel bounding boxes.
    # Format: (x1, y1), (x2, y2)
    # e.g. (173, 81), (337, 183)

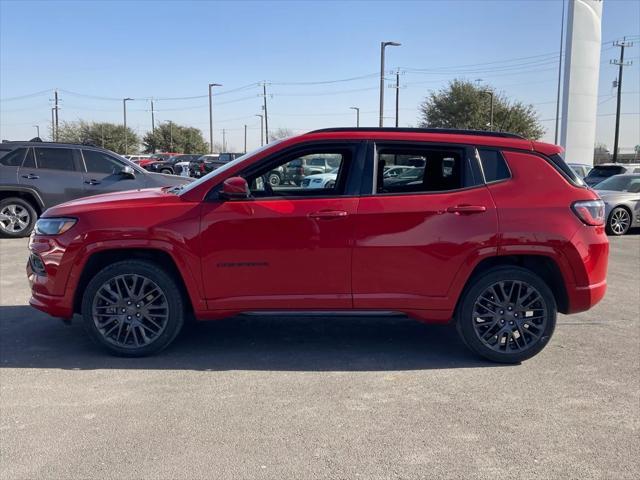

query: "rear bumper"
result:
(566, 279), (607, 314)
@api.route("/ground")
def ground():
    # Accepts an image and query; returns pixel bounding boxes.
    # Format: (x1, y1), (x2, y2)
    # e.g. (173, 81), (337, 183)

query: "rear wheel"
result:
(268, 172), (281, 186)
(81, 260), (184, 357)
(456, 266), (556, 363)
(606, 207), (631, 236)
(160, 168), (173, 174)
(0, 197), (37, 238)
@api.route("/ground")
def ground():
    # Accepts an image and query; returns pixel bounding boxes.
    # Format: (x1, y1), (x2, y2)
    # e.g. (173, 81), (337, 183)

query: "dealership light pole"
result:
(123, 97), (132, 154)
(208, 83), (222, 153)
(379, 41), (401, 127)
(350, 106), (360, 127)
(255, 114), (264, 146)
(33, 125), (40, 138)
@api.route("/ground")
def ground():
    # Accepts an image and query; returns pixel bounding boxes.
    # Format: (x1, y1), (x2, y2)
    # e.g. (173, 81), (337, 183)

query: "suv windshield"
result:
(178, 141), (283, 196)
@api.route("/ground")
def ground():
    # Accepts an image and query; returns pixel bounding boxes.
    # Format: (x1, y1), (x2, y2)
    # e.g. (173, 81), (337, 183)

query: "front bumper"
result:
(27, 261), (74, 319)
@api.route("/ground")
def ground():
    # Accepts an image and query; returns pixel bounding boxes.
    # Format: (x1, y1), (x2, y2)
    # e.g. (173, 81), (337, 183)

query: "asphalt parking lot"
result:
(1, 234), (638, 480)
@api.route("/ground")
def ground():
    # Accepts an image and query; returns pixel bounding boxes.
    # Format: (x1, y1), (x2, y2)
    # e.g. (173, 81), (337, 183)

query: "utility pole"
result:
(255, 114), (264, 146)
(33, 125), (40, 138)
(395, 69), (400, 127)
(50, 108), (55, 141)
(208, 83), (222, 153)
(554, 0), (566, 144)
(379, 41), (401, 127)
(262, 83), (270, 143)
(244, 124), (247, 153)
(101, 124), (105, 148)
(169, 120), (173, 151)
(610, 39), (634, 163)
(222, 128), (226, 152)
(349, 107), (360, 127)
(54, 90), (59, 141)
(481, 91), (494, 131)
(123, 97), (132, 155)
(150, 99), (156, 153)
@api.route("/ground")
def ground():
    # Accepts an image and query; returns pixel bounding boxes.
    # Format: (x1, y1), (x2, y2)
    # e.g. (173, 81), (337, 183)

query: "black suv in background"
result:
(0, 141), (192, 237)
(143, 154), (201, 175)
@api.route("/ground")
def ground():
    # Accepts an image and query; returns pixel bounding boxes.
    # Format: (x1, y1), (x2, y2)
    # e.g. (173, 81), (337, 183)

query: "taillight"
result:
(572, 200), (605, 226)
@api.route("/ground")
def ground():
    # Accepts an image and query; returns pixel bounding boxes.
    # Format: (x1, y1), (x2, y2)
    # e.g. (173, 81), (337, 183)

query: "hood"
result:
(146, 171), (193, 186)
(44, 187), (179, 217)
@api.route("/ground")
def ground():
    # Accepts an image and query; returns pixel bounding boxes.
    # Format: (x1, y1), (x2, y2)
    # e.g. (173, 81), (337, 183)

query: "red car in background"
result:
(27, 128), (608, 362)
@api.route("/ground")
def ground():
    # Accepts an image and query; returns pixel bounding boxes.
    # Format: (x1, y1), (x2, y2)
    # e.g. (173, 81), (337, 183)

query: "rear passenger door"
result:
(351, 143), (498, 311)
(80, 149), (147, 196)
(18, 147), (85, 208)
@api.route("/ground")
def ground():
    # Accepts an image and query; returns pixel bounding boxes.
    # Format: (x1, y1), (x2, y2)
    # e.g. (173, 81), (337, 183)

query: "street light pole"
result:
(482, 91), (494, 131)
(208, 83), (222, 153)
(255, 114), (264, 146)
(222, 128), (226, 152)
(50, 108), (55, 141)
(379, 41), (401, 127)
(244, 124), (247, 153)
(123, 97), (132, 154)
(395, 69), (400, 127)
(33, 125), (40, 138)
(349, 107), (360, 127)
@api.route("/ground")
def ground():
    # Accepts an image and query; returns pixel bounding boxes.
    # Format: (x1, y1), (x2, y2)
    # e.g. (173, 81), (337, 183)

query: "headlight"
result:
(34, 218), (77, 235)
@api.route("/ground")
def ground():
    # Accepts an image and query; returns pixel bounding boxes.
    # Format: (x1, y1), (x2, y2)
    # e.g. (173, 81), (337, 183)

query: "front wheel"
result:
(456, 266), (556, 363)
(606, 207), (631, 236)
(81, 260), (185, 357)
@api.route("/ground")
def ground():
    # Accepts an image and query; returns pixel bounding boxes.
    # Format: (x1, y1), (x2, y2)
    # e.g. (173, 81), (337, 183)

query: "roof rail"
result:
(308, 127), (525, 140)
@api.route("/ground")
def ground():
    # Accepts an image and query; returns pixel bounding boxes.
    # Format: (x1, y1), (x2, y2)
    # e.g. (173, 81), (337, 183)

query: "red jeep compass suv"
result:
(27, 128), (609, 362)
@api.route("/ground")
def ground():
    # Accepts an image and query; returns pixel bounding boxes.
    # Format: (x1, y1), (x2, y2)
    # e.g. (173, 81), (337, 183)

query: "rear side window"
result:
(0, 148), (26, 167)
(34, 148), (76, 171)
(83, 149), (123, 174)
(478, 149), (510, 182)
(376, 146), (471, 194)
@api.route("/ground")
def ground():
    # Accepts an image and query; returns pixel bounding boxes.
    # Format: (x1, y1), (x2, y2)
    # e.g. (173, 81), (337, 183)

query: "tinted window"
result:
(586, 166), (625, 179)
(83, 150), (123, 174)
(376, 147), (468, 194)
(478, 149), (510, 182)
(34, 148), (75, 171)
(0, 148), (26, 167)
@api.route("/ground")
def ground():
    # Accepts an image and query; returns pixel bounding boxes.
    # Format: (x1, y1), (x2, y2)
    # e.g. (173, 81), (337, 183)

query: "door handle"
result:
(84, 180), (101, 185)
(446, 205), (487, 215)
(308, 210), (348, 219)
(21, 174), (39, 180)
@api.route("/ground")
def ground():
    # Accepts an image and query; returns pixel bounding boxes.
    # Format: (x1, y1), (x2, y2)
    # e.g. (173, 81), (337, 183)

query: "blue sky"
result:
(1, 0), (638, 153)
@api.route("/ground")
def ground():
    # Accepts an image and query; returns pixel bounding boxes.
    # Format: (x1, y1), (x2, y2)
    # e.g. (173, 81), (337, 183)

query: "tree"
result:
(418, 79), (545, 139)
(269, 128), (294, 142)
(143, 122), (208, 154)
(56, 120), (139, 153)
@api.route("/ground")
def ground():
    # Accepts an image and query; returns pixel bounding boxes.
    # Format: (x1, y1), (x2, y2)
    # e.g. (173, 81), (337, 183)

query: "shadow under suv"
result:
(27, 128), (609, 363)
(0, 141), (192, 237)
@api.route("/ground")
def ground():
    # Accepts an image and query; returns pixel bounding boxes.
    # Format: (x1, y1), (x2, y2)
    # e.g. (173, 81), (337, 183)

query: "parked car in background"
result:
(568, 163), (592, 179)
(27, 128), (608, 363)
(144, 154), (201, 175)
(383, 166), (425, 187)
(584, 163), (640, 187)
(594, 174), (640, 236)
(302, 168), (338, 188)
(285, 155), (341, 185)
(383, 165), (415, 178)
(127, 154), (153, 166)
(0, 141), (192, 237)
(188, 153), (245, 178)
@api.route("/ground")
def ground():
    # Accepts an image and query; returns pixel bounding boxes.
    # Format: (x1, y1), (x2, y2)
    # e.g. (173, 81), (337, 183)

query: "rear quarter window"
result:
(478, 149), (510, 182)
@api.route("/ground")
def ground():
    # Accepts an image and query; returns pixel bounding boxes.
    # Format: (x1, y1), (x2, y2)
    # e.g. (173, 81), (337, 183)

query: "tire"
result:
(606, 207), (631, 236)
(455, 266), (557, 364)
(325, 180), (336, 189)
(81, 260), (185, 357)
(0, 197), (37, 238)
(267, 172), (281, 186)
(160, 168), (173, 174)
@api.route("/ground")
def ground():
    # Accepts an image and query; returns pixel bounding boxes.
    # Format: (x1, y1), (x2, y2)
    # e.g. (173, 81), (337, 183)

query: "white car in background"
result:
(301, 168), (338, 189)
(383, 165), (415, 178)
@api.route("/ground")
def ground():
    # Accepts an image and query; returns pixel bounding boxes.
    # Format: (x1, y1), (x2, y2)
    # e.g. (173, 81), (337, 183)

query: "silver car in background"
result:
(595, 174), (640, 236)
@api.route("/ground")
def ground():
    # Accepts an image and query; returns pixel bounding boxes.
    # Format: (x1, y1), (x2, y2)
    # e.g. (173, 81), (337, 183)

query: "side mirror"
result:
(220, 176), (250, 200)
(119, 165), (136, 179)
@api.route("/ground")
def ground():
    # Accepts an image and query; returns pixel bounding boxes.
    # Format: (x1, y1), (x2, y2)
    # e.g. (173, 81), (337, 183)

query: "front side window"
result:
(83, 150), (123, 174)
(375, 146), (470, 194)
(34, 148), (76, 171)
(0, 148), (26, 167)
(244, 150), (350, 197)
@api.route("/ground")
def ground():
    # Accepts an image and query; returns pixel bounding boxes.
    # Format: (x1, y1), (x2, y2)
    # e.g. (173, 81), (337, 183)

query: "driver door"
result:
(80, 149), (147, 196)
(199, 143), (363, 312)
